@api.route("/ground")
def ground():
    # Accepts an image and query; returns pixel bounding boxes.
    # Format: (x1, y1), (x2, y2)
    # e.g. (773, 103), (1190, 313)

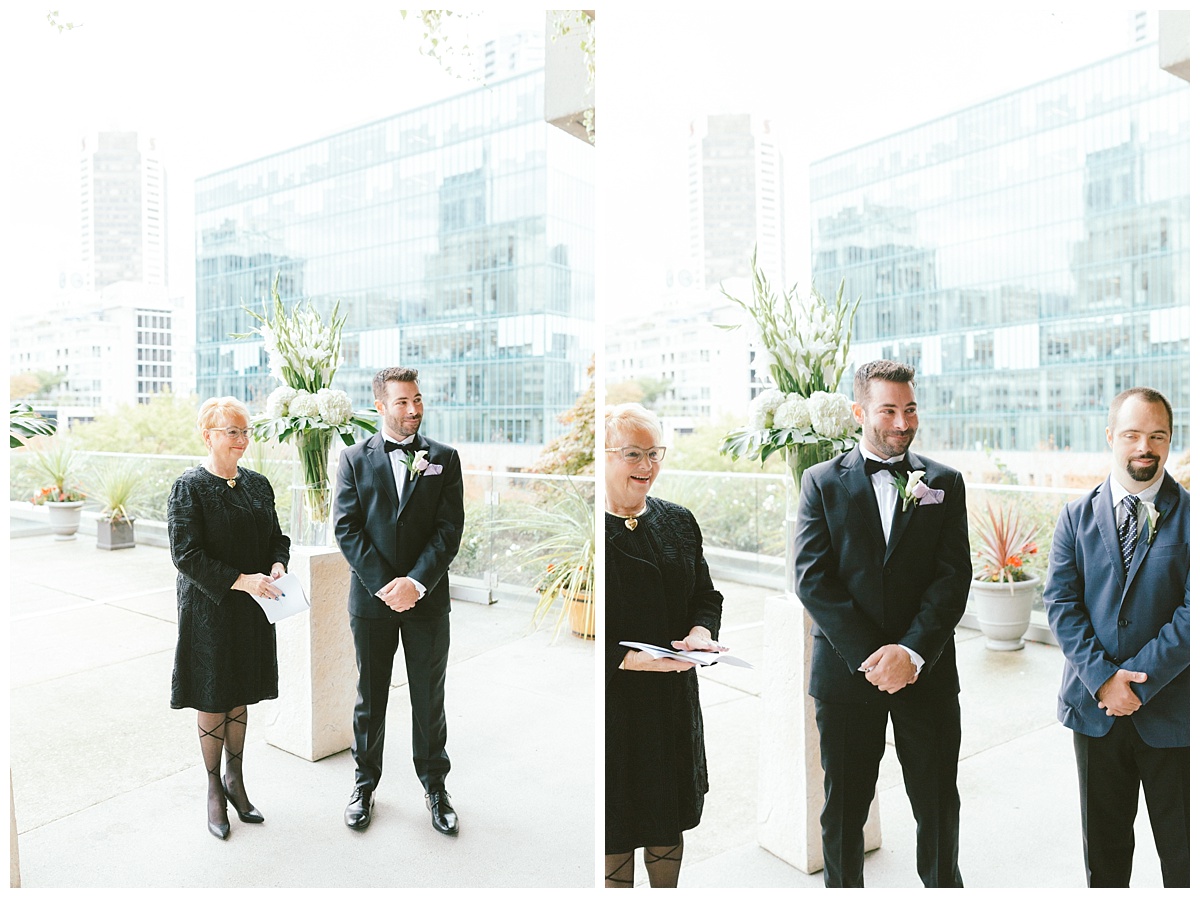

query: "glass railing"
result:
(10, 449), (594, 604)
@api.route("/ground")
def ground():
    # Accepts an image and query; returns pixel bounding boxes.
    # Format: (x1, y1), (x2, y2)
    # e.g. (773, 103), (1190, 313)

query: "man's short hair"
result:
(1109, 387), (1173, 436)
(372, 367), (419, 402)
(853, 359), (916, 406)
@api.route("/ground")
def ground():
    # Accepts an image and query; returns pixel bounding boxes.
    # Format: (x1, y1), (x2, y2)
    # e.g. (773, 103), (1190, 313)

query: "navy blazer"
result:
(794, 448), (972, 703)
(1043, 473), (1189, 748)
(333, 431), (464, 621)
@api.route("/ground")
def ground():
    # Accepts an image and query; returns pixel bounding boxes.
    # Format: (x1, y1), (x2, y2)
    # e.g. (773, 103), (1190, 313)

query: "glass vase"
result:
(291, 429), (335, 547)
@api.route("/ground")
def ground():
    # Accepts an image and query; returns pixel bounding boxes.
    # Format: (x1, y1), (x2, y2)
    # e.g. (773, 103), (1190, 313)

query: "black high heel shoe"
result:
(208, 794), (230, 840)
(223, 778), (265, 824)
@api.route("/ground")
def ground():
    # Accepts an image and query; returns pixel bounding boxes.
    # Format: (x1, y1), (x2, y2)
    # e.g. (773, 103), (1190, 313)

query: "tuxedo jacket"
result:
(1043, 473), (1189, 748)
(333, 431), (464, 621)
(793, 448), (972, 703)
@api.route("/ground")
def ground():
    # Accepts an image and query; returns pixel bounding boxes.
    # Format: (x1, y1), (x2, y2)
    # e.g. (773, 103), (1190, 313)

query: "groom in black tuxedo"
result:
(794, 360), (972, 887)
(333, 366), (464, 835)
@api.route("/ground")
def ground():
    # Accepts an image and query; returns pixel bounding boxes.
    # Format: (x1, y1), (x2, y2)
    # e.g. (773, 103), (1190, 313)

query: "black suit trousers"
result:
(815, 694), (964, 888)
(350, 612), (451, 793)
(1073, 718), (1189, 887)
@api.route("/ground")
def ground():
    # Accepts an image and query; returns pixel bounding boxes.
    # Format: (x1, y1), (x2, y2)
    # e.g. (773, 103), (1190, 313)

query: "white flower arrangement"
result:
(235, 273), (378, 525)
(720, 250), (862, 492)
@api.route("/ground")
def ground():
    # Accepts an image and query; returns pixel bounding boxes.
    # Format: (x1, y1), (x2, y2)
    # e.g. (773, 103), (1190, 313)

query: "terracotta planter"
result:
(970, 575), (1040, 651)
(568, 591), (595, 640)
(45, 500), (85, 540)
(97, 518), (136, 551)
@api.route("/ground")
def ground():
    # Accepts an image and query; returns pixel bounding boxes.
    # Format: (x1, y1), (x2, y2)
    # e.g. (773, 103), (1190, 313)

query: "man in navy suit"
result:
(1044, 387), (1189, 887)
(333, 367), (464, 835)
(794, 360), (972, 887)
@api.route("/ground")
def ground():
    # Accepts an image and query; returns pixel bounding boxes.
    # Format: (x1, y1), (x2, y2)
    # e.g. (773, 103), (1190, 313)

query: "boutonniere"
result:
(1144, 503), (1160, 545)
(405, 449), (429, 481)
(893, 469), (944, 512)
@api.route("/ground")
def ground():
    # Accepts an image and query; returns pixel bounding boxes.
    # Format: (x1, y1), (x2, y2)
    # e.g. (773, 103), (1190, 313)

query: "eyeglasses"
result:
(605, 446), (667, 464)
(210, 428), (252, 440)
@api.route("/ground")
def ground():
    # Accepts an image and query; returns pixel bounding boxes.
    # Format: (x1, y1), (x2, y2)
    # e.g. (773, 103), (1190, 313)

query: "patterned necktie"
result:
(1117, 494), (1140, 575)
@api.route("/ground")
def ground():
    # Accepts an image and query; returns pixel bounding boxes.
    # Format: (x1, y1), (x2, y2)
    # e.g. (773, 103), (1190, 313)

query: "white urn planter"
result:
(45, 500), (85, 540)
(970, 575), (1040, 651)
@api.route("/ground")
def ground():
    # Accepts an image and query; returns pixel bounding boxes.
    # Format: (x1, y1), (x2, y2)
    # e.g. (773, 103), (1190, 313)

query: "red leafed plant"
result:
(970, 501), (1039, 584)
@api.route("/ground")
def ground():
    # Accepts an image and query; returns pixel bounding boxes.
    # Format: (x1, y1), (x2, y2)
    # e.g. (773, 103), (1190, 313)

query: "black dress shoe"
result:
(223, 780), (265, 824)
(345, 787), (374, 830)
(425, 790), (459, 835)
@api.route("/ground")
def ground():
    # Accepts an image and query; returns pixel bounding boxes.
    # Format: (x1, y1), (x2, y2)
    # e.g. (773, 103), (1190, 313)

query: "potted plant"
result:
(504, 479), (595, 640)
(85, 459), (146, 550)
(27, 442), (87, 540)
(969, 500), (1041, 651)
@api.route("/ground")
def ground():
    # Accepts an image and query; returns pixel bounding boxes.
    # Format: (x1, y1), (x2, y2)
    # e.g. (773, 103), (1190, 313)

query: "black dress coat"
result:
(605, 497), (723, 853)
(168, 465), (290, 712)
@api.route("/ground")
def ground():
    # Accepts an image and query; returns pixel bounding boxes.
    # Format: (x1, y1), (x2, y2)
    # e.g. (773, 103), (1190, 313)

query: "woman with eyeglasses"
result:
(167, 397), (289, 840)
(604, 403), (726, 888)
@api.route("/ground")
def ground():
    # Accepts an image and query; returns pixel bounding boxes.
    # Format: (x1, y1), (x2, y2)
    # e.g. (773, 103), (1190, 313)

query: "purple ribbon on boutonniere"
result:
(894, 470), (944, 512)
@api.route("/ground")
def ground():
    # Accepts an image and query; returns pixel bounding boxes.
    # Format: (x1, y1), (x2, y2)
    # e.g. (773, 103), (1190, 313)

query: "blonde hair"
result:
(604, 403), (663, 446)
(197, 397), (251, 433)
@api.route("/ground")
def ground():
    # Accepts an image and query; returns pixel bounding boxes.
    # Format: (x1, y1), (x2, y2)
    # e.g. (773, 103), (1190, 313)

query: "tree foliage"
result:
(669, 416), (788, 474)
(72, 392), (204, 455)
(529, 358), (595, 475)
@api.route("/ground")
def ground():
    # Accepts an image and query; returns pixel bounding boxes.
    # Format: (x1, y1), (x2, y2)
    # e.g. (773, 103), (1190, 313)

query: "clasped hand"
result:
(860, 644), (918, 694)
(624, 627), (727, 673)
(378, 576), (421, 612)
(235, 564), (286, 601)
(1097, 669), (1147, 716)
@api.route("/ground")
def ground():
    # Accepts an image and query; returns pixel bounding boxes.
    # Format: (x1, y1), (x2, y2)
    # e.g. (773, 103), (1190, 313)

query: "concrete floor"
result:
(9, 531), (594, 888)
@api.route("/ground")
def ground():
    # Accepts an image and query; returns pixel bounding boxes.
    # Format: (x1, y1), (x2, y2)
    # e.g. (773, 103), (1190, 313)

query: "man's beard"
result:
(1126, 455), (1160, 482)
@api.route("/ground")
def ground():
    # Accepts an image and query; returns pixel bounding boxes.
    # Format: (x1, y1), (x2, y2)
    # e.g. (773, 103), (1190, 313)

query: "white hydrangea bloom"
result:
(266, 386), (298, 418)
(316, 388), (353, 425)
(808, 391), (857, 438)
(773, 394), (812, 430)
(289, 390), (319, 418)
(750, 388), (787, 429)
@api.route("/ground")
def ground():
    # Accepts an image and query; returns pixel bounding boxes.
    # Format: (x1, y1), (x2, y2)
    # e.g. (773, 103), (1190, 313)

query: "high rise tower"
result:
(687, 114), (784, 290)
(80, 132), (167, 289)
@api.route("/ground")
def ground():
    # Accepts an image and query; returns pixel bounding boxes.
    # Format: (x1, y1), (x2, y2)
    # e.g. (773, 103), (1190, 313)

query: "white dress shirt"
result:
(858, 442), (925, 673)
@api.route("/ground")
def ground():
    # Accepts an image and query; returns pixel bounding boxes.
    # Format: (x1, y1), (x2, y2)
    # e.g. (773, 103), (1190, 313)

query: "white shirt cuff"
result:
(899, 644), (925, 673)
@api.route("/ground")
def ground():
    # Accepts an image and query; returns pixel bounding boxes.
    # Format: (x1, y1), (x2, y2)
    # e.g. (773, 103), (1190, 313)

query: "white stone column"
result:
(757, 594), (881, 874)
(265, 547), (358, 761)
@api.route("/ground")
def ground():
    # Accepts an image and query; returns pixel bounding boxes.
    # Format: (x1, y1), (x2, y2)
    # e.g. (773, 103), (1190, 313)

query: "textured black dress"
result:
(168, 465), (290, 712)
(605, 497), (723, 854)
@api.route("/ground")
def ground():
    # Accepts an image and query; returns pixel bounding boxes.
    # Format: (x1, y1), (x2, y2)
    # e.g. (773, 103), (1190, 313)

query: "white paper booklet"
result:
(619, 641), (754, 669)
(252, 572), (310, 624)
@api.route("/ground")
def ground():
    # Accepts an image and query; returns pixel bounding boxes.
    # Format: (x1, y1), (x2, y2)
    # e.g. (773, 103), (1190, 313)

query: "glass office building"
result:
(811, 43), (1188, 451)
(194, 68), (594, 451)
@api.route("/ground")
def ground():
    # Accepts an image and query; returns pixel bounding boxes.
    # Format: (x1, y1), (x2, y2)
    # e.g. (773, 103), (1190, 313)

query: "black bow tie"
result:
(384, 439), (413, 454)
(864, 458), (910, 478)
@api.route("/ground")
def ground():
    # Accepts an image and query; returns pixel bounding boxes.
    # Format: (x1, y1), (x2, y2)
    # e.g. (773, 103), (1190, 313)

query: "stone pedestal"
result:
(265, 547), (357, 761)
(757, 594), (881, 874)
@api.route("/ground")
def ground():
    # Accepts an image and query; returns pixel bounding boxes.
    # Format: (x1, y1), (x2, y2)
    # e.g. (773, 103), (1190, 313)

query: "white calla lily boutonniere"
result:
(406, 449), (429, 481)
(1144, 502), (1160, 545)
(894, 469), (945, 512)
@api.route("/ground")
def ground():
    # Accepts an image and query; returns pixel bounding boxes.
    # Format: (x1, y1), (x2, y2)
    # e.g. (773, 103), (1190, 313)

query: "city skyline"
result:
(4, 3), (541, 304)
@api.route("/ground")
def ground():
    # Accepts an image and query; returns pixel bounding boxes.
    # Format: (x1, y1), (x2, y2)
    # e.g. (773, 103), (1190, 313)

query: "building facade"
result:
(80, 132), (167, 290)
(688, 114), (785, 290)
(194, 68), (594, 464)
(811, 42), (1189, 451)
(10, 282), (183, 424)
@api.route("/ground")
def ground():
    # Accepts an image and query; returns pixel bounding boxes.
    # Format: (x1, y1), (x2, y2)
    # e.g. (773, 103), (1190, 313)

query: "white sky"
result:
(599, 5), (1141, 313)
(1, 2), (542, 303)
